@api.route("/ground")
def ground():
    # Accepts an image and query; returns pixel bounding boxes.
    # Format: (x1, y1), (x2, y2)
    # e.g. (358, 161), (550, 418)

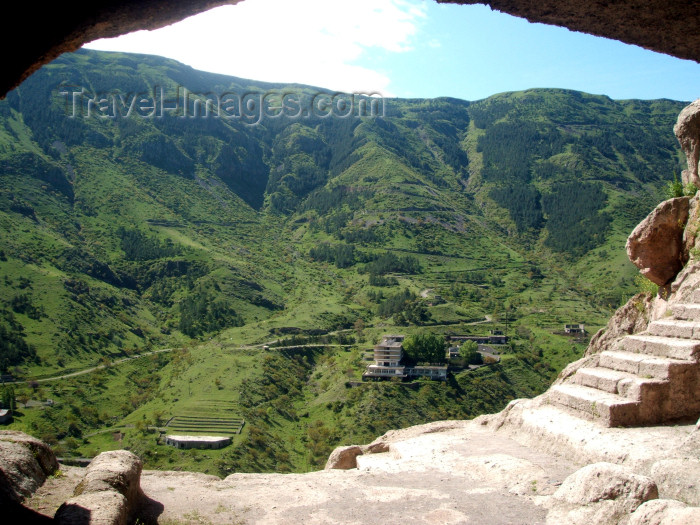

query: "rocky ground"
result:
(137, 421), (576, 525)
(19, 404), (698, 525)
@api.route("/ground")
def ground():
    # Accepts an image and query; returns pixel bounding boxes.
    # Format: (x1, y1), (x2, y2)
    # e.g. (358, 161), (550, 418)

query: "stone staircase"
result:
(550, 291), (700, 427)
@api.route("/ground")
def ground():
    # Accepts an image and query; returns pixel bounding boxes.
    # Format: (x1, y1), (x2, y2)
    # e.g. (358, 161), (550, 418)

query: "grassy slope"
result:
(0, 50), (686, 474)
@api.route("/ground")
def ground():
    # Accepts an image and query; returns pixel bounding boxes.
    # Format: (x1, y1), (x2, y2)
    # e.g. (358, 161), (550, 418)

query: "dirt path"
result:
(8, 349), (173, 385)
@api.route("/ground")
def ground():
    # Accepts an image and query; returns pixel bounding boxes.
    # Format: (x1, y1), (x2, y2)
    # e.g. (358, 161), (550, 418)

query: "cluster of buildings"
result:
(363, 335), (447, 381)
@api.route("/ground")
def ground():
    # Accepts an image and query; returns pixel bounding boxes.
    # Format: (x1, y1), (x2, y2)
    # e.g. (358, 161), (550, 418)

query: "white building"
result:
(164, 435), (231, 450)
(363, 335), (406, 379)
(363, 335), (446, 381)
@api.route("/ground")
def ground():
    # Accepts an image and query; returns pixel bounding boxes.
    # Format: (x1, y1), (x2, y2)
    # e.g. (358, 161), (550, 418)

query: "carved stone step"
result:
(549, 384), (640, 427)
(692, 290), (700, 303)
(671, 303), (700, 321)
(622, 334), (700, 360)
(648, 319), (700, 339)
(574, 367), (667, 401)
(598, 350), (696, 381)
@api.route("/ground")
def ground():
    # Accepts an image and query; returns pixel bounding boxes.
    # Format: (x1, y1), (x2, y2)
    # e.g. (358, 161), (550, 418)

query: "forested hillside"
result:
(0, 49), (686, 472)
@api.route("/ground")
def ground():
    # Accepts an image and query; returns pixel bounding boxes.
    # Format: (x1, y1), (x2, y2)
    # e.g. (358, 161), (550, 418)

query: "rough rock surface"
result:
(133, 422), (577, 524)
(649, 259), (700, 321)
(675, 100), (700, 187)
(74, 450), (143, 505)
(683, 194), (700, 256)
(546, 462), (658, 525)
(650, 459), (700, 506)
(325, 445), (364, 470)
(629, 499), (700, 525)
(626, 197), (690, 286)
(0, 441), (47, 503)
(1, 1), (234, 98)
(0, 431), (58, 504)
(0, 430), (59, 479)
(54, 450), (143, 525)
(553, 291), (654, 385)
(25, 465), (84, 518)
(23, 408), (700, 524)
(586, 293), (654, 358)
(55, 491), (128, 525)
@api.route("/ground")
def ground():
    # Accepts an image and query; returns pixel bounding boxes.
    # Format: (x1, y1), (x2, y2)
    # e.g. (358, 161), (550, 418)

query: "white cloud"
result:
(83, 0), (427, 96)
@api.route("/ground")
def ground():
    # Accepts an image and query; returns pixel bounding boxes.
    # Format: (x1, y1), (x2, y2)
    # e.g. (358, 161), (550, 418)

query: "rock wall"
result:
(54, 450), (144, 525)
(583, 100), (700, 358)
(0, 430), (58, 504)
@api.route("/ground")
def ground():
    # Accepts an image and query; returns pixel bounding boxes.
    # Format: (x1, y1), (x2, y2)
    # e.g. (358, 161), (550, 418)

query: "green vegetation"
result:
(178, 285), (243, 337)
(0, 50), (685, 475)
(459, 341), (483, 365)
(403, 332), (446, 364)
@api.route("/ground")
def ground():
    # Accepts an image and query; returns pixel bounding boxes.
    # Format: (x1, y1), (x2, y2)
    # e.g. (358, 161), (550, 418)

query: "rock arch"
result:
(2, 1), (699, 98)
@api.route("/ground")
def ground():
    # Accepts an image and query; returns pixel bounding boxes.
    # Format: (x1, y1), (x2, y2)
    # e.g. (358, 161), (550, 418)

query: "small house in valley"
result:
(565, 324), (586, 334)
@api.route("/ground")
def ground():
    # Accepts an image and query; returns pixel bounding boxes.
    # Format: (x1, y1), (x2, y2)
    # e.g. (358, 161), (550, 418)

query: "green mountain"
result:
(0, 49), (686, 473)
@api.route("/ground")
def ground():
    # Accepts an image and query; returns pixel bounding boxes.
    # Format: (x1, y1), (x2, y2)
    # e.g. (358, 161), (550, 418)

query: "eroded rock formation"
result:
(675, 100), (700, 187)
(546, 462), (658, 525)
(0, 430), (58, 504)
(325, 445), (364, 470)
(630, 499), (700, 525)
(0, 1), (234, 98)
(626, 197), (690, 286)
(585, 293), (654, 358)
(55, 450), (144, 525)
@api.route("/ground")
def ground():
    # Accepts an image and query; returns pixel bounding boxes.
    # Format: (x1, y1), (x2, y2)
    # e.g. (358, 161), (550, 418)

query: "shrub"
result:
(634, 274), (658, 296)
(664, 173), (684, 199)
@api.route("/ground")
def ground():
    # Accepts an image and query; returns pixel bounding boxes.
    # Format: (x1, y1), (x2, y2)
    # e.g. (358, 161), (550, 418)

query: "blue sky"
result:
(84, 0), (700, 102)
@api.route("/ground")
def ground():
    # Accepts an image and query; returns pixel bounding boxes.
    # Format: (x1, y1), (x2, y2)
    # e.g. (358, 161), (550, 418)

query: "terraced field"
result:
(166, 400), (244, 436)
(166, 415), (244, 436)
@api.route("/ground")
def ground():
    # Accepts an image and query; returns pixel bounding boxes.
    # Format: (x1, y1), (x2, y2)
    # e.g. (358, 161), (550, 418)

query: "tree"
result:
(353, 318), (365, 341)
(459, 341), (483, 365)
(403, 332), (446, 364)
(1, 385), (16, 411)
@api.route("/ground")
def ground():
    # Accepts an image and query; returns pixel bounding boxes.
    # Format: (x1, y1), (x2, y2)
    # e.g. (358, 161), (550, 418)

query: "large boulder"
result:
(650, 459), (700, 506)
(629, 499), (700, 525)
(55, 450), (143, 525)
(325, 445), (364, 470)
(674, 99), (700, 187)
(0, 431), (58, 504)
(55, 491), (128, 525)
(626, 197), (690, 286)
(546, 462), (658, 525)
(74, 450), (143, 505)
